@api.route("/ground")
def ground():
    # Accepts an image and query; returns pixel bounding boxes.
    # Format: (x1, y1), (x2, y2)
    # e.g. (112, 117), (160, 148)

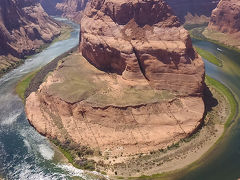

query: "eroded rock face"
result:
(26, 0), (206, 175)
(0, 0), (61, 58)
(80, 0), (205, 96)
(56, 0), (88, 22)
(208, 0), (240, 34)
(39, 0), (63, 15)
(25, 52), (205, 175)
(165, 0), (219, 23)
(39, 0), (88, 23)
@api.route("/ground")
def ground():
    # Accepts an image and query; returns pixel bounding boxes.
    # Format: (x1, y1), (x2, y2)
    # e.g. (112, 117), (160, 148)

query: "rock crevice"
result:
(80, 0), (205, 96)
(26, 0), (206, 174)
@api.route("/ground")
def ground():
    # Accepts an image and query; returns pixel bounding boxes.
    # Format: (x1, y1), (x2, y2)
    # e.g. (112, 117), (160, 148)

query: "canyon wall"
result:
(26, 0), (205, 175)
(39, 0), (88, 23)
(0, 0), (61, 73)
(56, 0), (88, 22)
(39, 0), (63, 15)
(165, 0), (219, 23)
(80, 0), (205, 96)
(208, 0), (240, 34)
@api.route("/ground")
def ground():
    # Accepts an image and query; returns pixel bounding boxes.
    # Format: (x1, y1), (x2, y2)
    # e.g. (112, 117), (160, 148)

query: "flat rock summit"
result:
(26, 0), (205, 175)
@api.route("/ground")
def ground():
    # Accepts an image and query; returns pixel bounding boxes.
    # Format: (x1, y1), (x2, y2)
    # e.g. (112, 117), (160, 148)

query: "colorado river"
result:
(0, 18), (240, 180)
(176, 39), (240, 180)
(0, 18), (105, 180)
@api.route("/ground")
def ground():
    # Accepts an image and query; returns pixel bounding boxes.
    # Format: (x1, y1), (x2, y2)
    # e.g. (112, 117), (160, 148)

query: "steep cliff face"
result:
(56, 0), (88, 22)
(80, 0), (205, 96)
(39, 0), (88, 23)
(39, 0), (62, 15)
(0, 0), (61, 73)
(26, 0), (205, 175)
(208, 0), (240, 34)
(165, 0), (219, 23)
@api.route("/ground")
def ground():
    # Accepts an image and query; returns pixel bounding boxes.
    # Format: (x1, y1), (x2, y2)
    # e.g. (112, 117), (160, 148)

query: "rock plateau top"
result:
(26, 0), (205, 176)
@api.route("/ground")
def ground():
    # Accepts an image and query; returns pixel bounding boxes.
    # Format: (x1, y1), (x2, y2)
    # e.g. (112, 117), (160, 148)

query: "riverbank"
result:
(122, 75), (237, 180)
(186, 23), (240, 53)
(194, 47), (222, 67)
(21, 48), (236, 179)
(16, 46), (78, 102)
(0, 22), (73, 79)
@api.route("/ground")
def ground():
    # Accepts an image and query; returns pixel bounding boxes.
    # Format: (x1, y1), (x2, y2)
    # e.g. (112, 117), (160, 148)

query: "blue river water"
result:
(176, 39), (240, 180)
(0, 19), (240, 180)
(0, 18), (107, 180)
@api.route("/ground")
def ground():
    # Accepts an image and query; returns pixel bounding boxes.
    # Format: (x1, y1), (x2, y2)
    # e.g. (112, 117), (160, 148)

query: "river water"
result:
(0, 18), (106, 180)
(176, 39), (240, 180)
(0, 19), (240, 180)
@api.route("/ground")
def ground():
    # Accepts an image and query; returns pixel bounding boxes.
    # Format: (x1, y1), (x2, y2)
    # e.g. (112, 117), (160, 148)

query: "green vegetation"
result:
(51, 138), (96, 171)
(128, 172), (171, 180)
(205, 75), (238, 129)
(48, 54), (175, 106)
(126, 75), (238, 180)
(194, 46), (222, 67)
(184, 22), (208, 31)
(16, 70), (39, 101)
(0, 58), (24, 78)
(186, 25), (240, 53)
(15, 24), (74, 101)
(34, 25), (73, 55)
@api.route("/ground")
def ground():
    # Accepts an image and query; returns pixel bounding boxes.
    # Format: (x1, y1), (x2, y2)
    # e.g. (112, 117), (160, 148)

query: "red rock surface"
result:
(56, 0), (88, 23)
(80, 0), (205, 96)
(208, 0), (240, 34)
(26, 0), (206, 175)
(165, 0), (219, 23)
(39, 0), (88, 23)
(0, 0), (61, 59)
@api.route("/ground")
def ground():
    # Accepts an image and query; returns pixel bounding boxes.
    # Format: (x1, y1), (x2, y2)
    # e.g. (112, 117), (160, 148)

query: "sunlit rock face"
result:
(39, 0), (63, 15)
(165, 0), (220, 23)
(80, 0), (205, 96)
(25, 1), (206, 174)
(0, 0), (60, 58)
(39, 0), (88, 23)
(208, 0), (240, 34)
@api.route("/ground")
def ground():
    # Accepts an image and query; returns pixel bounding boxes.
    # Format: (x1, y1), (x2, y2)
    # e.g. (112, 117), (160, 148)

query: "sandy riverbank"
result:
(21, 50), (235, 179)
(109, 76), (231, 178)
(0, 22), (73, 79)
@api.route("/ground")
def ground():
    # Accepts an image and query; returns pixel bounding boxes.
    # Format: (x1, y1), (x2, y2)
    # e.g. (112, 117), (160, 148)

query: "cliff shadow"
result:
(203, 85), (218, 113)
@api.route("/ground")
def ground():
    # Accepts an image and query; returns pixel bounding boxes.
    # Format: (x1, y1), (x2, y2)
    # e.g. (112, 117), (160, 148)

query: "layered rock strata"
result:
(26, 0), (205, 174)
(208, 0), (240, 34)
(165, 0), (219, 23)
(80, 0), (205, 96)
(204, 0), (240, 49)
(0, 0), (61, 74)
(56, 0), (88, 23)
(39, 0), (88, 23)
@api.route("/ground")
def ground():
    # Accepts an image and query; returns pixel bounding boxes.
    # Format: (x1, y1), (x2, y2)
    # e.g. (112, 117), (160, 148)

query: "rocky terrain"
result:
(208, 0), (240, 34)
(39, 0), (63, 15)
(0, 0), (61, 75)
(26, 0), (205, 176)
(39, 0), (88, 23)
(165, 0), (219, 23)
(56, 0), (88, 23)
(204, 0), (240, 49)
